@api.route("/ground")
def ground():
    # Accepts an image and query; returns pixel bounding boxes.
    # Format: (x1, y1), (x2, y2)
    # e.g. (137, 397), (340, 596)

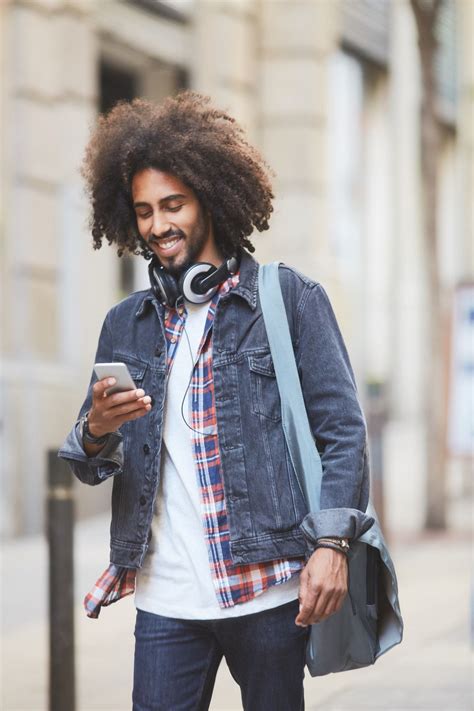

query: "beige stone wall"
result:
(256, 0), (340, 293)
(2, 0), (103, 535)
(381, 0), (427, 534)
(457, 0), (474, 275)
(1, 0), (471, 537)
(382, 0), (473, 534)
(0, 0), (190, 536)
(193, 0), (258, 140)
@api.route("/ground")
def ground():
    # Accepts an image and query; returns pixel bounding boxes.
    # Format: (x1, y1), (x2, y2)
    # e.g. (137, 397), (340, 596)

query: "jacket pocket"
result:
(111, 354), (149, 446)
(248, 352), (281, 422)
(112, 353), (148, 385)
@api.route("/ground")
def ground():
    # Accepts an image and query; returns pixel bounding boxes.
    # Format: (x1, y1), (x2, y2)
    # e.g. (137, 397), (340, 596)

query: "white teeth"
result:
(160, 237), (180, 250)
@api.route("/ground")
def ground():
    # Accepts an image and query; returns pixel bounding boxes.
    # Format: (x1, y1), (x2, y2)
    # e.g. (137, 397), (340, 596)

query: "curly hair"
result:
(81, 91), (275, 258)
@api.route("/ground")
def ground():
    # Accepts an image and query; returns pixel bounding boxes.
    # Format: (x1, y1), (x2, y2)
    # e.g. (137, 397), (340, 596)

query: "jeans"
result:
(132, 599), (310, 711)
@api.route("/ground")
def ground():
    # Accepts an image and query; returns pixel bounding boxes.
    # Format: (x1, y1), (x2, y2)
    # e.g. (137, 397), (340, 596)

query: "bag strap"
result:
(258, 262), (322, 512)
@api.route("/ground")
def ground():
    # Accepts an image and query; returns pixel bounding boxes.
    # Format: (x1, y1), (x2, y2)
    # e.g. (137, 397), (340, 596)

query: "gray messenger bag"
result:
(258, 263), (404, 676)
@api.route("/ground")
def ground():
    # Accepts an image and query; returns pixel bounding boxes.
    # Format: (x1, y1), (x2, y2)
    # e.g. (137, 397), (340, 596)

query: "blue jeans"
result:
(132, 599), (310, 710)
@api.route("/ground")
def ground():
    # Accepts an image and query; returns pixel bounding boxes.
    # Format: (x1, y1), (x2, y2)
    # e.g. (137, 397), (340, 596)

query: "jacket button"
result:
(155, 347), (162, 357)
(143, 444), (150, 454)
(140, 495), (147, 506)
(129, 551), (138, 561)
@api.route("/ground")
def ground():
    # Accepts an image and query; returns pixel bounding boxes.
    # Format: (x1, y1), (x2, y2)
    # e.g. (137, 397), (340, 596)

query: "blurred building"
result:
(1, 0), (472, 538)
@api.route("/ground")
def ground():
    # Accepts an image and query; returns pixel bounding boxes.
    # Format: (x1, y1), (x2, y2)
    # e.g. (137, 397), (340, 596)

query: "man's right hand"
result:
(87, 377), (152, 439)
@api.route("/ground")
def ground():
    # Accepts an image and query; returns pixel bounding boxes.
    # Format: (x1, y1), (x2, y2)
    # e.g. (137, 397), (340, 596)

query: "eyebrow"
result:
(133, 194), (187, 209)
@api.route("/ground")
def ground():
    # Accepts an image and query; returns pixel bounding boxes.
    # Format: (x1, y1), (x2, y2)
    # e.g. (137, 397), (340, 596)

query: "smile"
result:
(153, 235), (183, 255)
(160, 237), (180, 250)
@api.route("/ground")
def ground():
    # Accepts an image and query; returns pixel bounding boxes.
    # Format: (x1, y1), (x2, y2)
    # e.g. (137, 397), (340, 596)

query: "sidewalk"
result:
(2, 513), (472, 711)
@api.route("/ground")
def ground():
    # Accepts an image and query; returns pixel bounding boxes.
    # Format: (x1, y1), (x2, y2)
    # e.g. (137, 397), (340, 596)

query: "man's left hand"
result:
(295, 548), (348, 627)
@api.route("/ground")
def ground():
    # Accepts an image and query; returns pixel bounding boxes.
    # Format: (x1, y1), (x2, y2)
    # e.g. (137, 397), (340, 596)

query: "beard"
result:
(162, 211), (211, 278)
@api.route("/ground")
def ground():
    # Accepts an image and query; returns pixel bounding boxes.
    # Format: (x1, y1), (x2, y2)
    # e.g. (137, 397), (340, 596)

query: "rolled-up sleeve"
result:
(295, 283), (373, 544)
(58, 311), (124, 486)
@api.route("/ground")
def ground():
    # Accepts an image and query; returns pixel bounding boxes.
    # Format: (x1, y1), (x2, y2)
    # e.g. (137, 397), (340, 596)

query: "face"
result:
(132, 168), (222, 277)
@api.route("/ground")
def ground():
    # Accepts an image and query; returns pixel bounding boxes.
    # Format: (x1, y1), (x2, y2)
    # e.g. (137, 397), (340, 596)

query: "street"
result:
(2, 513), (472, 711)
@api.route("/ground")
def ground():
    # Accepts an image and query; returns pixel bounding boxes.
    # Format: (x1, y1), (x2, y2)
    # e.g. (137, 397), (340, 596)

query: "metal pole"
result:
(47, 451), (75, 711)
(366, 382), (387, 533)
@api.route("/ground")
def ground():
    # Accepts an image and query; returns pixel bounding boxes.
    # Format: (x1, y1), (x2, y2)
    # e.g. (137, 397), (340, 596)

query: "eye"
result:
(167, 205), (183, 212)
(136, 212), (151, 220)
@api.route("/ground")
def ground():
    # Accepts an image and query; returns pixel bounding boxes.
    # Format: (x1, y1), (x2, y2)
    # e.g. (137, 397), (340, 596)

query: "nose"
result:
(150, 212), (171, 239)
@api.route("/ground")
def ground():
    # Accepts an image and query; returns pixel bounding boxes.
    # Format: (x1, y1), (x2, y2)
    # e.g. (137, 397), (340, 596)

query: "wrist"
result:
(315, 537), (350, 555)
(314, 543), (349, 558)
(81, 413), (109, 445)
(87, 417), (103, 439)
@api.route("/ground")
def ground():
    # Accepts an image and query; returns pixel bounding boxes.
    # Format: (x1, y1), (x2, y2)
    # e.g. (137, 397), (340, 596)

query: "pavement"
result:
(1, 511), (472, 711)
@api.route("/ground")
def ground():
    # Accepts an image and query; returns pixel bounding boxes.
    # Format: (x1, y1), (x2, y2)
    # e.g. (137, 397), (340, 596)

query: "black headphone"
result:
(148, 255), (239, 308)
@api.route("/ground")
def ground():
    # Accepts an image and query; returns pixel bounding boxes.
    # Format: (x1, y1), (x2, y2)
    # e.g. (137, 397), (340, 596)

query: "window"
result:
(99, 61), (138, 299)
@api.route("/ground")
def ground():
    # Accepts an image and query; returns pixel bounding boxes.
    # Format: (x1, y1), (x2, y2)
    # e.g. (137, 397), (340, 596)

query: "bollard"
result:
(47, 451), (76, 711)
(366, 381), (387, 533)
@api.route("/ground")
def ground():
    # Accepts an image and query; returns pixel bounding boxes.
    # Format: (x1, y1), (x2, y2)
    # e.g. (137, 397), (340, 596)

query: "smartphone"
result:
(94, 362), (137, 396)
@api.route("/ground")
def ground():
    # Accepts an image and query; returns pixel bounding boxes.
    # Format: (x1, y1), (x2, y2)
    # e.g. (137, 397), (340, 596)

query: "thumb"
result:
(295, 568), (311, 625)
(298, 568), (309, 608)
(93, 377), (116, 399)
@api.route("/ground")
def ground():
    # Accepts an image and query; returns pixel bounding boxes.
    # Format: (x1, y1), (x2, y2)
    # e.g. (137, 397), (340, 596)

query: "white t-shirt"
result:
(135, 300), (300, 619)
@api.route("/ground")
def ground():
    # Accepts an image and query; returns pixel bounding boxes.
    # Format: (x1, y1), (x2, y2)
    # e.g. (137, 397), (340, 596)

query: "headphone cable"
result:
(177, 308), (215, 438)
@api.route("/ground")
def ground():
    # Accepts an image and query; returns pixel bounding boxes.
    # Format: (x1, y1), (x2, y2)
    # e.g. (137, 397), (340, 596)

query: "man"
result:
(59, 91), (373, 710)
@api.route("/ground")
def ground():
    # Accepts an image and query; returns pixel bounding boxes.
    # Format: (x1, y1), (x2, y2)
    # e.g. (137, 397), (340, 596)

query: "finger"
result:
(103, 390), (148, 412)
(112, 404), (151, 426)
(93, 377), (116, 397)
(297, 568), (311, 597)
(296, 569), (309, 613)
(317, 601), (339, 623)
(106, 388), (146, 406)
(295, 602), (315, 627)
(298, 568), (309, 602)
(313, 585), (348, 623)
(312, 590), (337, 623)
(295, 575), (319, 627)
(105, 397), (152, 419)
(328, 588), (348, 617)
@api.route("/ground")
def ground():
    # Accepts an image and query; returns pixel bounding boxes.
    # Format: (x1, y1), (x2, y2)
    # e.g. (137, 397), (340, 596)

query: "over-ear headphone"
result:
(148, 255), (239, 308)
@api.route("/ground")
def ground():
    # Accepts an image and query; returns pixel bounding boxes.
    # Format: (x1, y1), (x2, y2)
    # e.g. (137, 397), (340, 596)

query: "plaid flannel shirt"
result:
(84, 274), (304, 618)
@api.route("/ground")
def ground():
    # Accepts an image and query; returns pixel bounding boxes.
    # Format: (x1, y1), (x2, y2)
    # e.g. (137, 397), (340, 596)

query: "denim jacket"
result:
(58, 251), (374, 569)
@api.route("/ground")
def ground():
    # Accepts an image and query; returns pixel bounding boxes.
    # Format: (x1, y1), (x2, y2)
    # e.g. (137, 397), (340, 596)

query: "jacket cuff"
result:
(58, 422), (124, 469)
(87, 430), (123, 464)
(300, 508), (375, 552)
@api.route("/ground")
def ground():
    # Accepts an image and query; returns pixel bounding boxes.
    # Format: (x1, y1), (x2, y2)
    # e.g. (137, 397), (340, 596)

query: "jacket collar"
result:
(135, 290), (161, 319)
(228, 249), (259, 310)
(134, 249), (259, 319)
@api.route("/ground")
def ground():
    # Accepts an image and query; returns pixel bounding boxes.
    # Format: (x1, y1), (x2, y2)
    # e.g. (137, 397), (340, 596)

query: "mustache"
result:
(148, 229), (184, 244)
